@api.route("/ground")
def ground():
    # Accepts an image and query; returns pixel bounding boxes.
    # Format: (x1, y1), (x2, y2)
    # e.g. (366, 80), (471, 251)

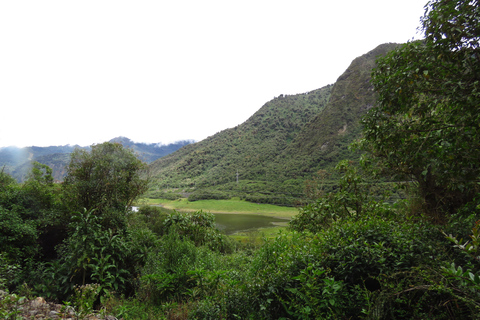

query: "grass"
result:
(138, 197), (299, 219)
(136, 198), (298, 243)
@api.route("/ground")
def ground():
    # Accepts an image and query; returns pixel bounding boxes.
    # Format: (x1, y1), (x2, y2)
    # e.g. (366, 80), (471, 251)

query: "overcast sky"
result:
(0, 0), (426, 148)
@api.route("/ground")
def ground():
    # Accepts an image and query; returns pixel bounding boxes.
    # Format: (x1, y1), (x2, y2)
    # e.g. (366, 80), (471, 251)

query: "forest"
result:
(1, 0), (479, 319)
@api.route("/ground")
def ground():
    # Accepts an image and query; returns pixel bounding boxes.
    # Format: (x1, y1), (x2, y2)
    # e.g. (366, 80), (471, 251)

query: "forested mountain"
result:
(148, 43), (400, 200)
(274, 43), (401, 178)
(0, 138), (192, 181)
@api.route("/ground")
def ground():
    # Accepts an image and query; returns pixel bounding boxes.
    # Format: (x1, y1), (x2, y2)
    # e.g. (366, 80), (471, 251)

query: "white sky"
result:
(0, 0), (425, 148)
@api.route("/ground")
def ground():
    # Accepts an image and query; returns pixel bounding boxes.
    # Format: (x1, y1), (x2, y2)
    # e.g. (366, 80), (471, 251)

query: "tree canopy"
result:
(361, 0), (480, 218)
(62, 142), (150, 215)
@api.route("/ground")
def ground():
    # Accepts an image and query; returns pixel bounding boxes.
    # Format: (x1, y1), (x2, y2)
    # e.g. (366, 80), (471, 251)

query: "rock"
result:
(49, 310), (59, 317)
(31, 296), (46, 308)
(0, 293), (117, 319)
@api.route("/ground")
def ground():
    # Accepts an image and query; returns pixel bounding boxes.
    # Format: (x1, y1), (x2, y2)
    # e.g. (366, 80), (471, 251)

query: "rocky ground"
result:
(0, 292), (118, 320)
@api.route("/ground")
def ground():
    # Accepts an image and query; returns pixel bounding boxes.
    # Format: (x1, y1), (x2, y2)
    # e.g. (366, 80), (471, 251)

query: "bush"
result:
(187, 191), (230, 201)
(0, 207), (39, 262)
(239, 216), (462, 319)
(147, 191), (182, 200)
(243, 193), (296, 206)
(131, 205), (169, 236)
(0, 253), (19, 291)
(163, 211), (234, 253)
(139, 232), (223, 304)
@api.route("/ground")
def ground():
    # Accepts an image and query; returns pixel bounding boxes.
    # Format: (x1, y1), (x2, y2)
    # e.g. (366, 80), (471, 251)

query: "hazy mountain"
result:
(0, 138), (193, 182)
(148, 43), (401, 200)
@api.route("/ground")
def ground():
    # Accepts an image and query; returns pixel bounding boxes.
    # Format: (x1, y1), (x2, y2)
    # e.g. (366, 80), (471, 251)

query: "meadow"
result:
(140, 197), (298, 218)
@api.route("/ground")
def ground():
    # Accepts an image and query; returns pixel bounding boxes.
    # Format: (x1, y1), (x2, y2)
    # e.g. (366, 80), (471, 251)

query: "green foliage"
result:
(52, 209), (132, 299)
(21, 162), (58, 213)
(0, 291), (27, 320)
(0, 163), (59, 221)
(290, 160), (393, 232)
(441, 218), (480, 311)
(187, 190), (230, 201)
(139, 232), (221, 304)
(0, 207), (39, 262)
(3, 4), (480, 316)
(146, 190), (182, 200)
(72, 283), (101, 318)
(147, 43), (399, 204)
(280, 265), (349, 320)
(62, 142), (150, 216)
(129, 205), (169, 236)
(163, 211), (232, 252)
(242, 215), (475, 319)
(362, 0), (480, 219)
(0, 254), (19, 291)
(242, 193), (298, 206)
(148, 85), (334, 198)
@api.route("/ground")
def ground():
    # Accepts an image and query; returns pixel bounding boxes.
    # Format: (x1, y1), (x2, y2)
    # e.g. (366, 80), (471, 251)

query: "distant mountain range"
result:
(0, 138), (193, 182)
(2, 43), (401, 203)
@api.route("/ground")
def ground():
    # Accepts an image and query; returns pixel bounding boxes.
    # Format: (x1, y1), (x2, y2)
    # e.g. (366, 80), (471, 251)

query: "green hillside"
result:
(148, 85), (331, 190)
(275, 43), (401, 178)
(148, 43), (401, 203)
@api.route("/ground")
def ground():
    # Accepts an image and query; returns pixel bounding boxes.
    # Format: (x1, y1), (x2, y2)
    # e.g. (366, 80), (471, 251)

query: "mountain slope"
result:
(148, 43), (401, 199)
(149, 85), (332, 191)
(274, 43), (401, 178)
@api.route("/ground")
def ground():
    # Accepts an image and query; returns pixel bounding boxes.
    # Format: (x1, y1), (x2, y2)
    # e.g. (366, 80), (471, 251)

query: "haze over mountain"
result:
(2, 43), (400, 202)
(0, 138), (192, 182)
(147, 43), (401, 202)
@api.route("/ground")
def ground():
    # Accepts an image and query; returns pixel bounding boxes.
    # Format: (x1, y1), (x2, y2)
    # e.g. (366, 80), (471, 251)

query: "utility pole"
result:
(236, 169), (239, 184)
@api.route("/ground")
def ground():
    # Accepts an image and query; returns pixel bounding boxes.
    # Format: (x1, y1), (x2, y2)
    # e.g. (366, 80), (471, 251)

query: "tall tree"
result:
(361, 0), (480, 218)
(62, 142), (149, 217)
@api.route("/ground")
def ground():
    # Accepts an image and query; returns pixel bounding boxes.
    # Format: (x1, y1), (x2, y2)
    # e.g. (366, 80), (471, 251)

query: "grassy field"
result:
(138, 197), (299, 219)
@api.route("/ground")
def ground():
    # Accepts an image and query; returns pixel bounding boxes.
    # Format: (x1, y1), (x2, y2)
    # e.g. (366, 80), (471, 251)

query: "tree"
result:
(62, 142), (150, 218)
(22, 162), (58, 212)
(361, 0), (480, 219)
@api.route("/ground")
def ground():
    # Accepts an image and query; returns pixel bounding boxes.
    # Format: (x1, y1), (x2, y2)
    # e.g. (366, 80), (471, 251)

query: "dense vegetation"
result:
(147, 85), (332, 202)
(1, 0), (479, 319)
(147, 43), (402, 205)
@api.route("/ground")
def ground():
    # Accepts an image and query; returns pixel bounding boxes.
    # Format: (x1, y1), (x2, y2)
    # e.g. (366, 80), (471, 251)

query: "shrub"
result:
(290, 160), (394, 233)
(242, 216), (460, 319)
(187, 190), (230, 201)
(147, 191), (182, 200)
(139, 232), (223, 304)
(0, 207), (39, 262)
(131, 205), (169, 236)
(0, 253), (19, 291)
(163, 211), (233, 253)
(243, 193), (296, 206)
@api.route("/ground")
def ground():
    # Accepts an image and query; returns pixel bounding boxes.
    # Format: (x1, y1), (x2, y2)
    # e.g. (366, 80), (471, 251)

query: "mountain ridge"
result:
(1, 42), (401, 199)
(147, 43), (402, 201)
(0, 138), (193, 182)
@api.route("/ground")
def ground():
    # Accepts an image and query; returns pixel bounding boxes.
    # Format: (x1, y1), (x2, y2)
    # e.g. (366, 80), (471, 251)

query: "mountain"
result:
(148, 43), (401, 202)
(109, 137), (193, 163)
(273, 43), (401, 177)
(0, 138), (192, 182)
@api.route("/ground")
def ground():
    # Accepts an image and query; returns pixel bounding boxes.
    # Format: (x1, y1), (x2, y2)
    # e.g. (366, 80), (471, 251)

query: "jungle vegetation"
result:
(1, 0), (479, 319)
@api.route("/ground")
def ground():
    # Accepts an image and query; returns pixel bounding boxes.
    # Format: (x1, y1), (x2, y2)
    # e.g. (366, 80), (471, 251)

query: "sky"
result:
(0, 0), (426, 148)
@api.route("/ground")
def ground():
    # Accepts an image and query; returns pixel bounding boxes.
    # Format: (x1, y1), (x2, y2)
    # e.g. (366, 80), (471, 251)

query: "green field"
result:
(139, 197), (299, 219)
